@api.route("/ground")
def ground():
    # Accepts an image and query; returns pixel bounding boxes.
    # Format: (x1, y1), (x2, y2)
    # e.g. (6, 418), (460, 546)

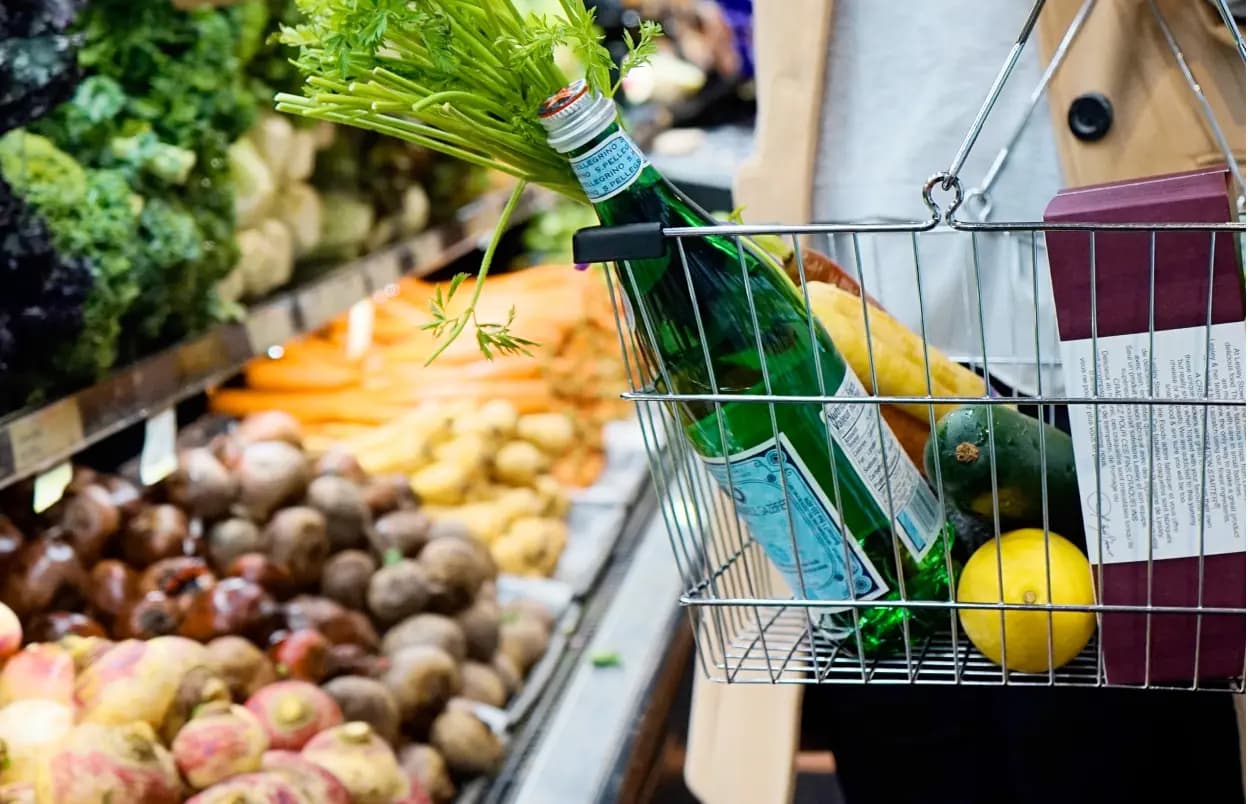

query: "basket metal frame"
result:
(585, 0), (1248, 690)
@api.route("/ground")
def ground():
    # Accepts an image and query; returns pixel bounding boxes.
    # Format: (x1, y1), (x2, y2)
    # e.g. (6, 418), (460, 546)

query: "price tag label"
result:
(345, 300), (375, 361)
(140, 408), (179, 486)
(300, 271), (367, 331)
(363, 250), (402, 290)
(244, 300), (296, 354)
(8, 398), (84, 476)
(32, 461), (73, 514)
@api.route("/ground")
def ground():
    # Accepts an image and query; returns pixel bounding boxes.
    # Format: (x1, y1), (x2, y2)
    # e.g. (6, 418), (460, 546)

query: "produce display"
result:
(0, 412), (559, 801)
(0, 0), (492, 416)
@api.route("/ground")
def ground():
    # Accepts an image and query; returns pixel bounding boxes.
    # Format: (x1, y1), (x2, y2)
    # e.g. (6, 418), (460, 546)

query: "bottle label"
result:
(823, 370), (943, 563)
(570, 131), (647, 203)
(702, 433), (889, 605)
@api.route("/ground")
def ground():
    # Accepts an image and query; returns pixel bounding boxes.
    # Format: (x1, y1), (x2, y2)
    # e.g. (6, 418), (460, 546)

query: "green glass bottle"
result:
(540, 81), (956, 655)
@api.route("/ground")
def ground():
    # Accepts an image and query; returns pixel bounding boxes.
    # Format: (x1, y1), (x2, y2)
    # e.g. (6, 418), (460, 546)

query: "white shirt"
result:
(812, 1), (1067, 395)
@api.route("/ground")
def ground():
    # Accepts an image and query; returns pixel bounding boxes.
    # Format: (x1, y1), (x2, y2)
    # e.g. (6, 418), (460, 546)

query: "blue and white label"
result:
(823, 369), (943, 562)
(570, 131), (647, 203)
(703, 434), (888, 606)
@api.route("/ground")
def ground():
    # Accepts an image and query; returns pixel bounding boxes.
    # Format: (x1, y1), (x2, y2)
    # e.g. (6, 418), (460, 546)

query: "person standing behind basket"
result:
(687, 2), (1246, 803)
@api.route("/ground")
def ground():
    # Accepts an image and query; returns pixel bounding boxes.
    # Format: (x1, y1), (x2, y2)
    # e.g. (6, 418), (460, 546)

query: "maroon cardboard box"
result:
(1043, 167), (1244, 686)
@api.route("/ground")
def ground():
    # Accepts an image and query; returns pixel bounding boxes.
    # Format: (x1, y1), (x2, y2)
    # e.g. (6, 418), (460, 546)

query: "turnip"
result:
(172, 702), (269, 790)
(76, 637), (208, 728)
(260, 750), (351, 804)
(236, 442), (310, 522)
(184, 771), (305, 804)
(302, 722), (408, 804)
(245, 680), (342, 751)
(58, 635), (114, 672)
(160, 666), (231, 744)
(0, 644), (73, 705)
(0, 782), (33, 803)
(205, 636), (277, 700)
(0, 603), (20, 661)
(0, 699), (74, 784)
(35, 722), (182, 804)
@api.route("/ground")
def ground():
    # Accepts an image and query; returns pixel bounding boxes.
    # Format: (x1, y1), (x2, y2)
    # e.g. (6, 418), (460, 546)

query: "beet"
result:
(121, 505), (190, 568)
(320, 551), (375, 611)
(25, 612), (106, 642)
(60, 484), (120, 563)
(369, 509), (431, 558)
(87, 560), (139, 620)
(166, 449), (237, 521)
(0, 535), (87, 618)
(205, 636), (278, 700)
(264, 507), (329, 588)
(236, 412), (303, 448)
(226, 553), (294, 599)
(207, 518), (267, 575)
(306, 475), (371, 551)
(236, 442), (310, 522)
(139, 557), (216, 599)
(179, 579), (280, 644)
(321, 676), (400, 745)
(268, 629), (331, 682)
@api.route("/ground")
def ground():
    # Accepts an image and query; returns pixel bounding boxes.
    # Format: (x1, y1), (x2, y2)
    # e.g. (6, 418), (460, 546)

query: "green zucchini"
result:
(924, 405), (1084, 545)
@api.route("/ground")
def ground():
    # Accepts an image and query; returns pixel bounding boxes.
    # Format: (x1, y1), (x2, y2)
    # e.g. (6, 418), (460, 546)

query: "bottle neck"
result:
(564, 120), (651, 206)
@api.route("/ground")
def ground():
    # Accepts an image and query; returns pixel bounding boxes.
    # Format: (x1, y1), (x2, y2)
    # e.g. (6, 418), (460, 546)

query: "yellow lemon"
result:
(956, 529), (1096, 673)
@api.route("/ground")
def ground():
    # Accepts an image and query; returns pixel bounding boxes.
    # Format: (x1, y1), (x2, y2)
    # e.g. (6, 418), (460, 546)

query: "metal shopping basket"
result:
(576, 0), (1247, 691)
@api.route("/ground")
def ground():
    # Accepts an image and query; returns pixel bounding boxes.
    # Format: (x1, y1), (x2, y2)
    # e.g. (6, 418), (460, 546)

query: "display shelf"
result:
(0, 185), (555, 492)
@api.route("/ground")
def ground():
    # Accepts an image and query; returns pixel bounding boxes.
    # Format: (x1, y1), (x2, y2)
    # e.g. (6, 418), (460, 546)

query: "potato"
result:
(409, 462), (474, 507)
(491, 441), (548, 486)
(381, 614), (467, 661)
(419, 537), (490, 613)
(459, 662), (507, 708)
(429, 708), (503, 777)
(382, 647), (461, 722)
(516, 412), (576, 454)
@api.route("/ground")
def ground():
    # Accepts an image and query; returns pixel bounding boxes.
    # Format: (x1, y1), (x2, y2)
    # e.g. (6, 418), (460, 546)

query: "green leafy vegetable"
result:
(278, 0), (661, 361)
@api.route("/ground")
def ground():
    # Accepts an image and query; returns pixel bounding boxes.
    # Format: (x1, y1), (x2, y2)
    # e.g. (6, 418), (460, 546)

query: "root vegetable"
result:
(122, 505), (190, 568)
(455, 598), (501, 662)
(398, 744), (456, 804)
(160, 667), (231, 744)
(245, 680), (342, 751)
(284, 596), (378, 649)
(491, 653), (521, 696)
(314, 449), (368, 485)
(207, 518), (267, 574)
(237, 441), (310, 522)
(184, 771), (306, 804)
(140, 557), (216, 599)
(429, 708), (503, 777)
(59, 635), (113, 672)
(321, 551), (376, 611)
(325, 644), (389, 680)
(502, 598), (555, 633)
(268, 629), (331, 682)
(101, 475), (145, 518)
(492, 441), (548, 486)
(516, 412), (576, 454)
(226, 554), (294, 599)
(76, 637), (209, 728)
(321, 676), (400, 746)
(499, 617), (551, 674)
(369, 510), (432, 559)
(302, 722), (408, 804)
(460, 662), (507, 708)
(61, 484), (121, 563)
(361, 475), (420, 517)
(26, 612), (106, 642)
(172, 703), (269, 789)
(88, 560), (138, 619)
(0, 782), (33, 803)
(35, 722), (181, 804)
(0, 644), (74, 705)
(381, 646), (460, 722)
(419, 537), (490, 614)
(116, 592), (184, 639)
(205, 637), (278, 700)
(0, 535), (87, 618)
(0, 700), (74, 784)
(179, 579), (280, 643)
(381, 614), (467, 662)
(260, 751), (351, 804)
(265, 507), (329, 587)
(306, 476), (371, 551)
(409, 462), (473, 506)
(0, 604), (19, 660)
(367, 560), (431, 626)
(236, 412), (303, 448)
(166, 449), (238, 521)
